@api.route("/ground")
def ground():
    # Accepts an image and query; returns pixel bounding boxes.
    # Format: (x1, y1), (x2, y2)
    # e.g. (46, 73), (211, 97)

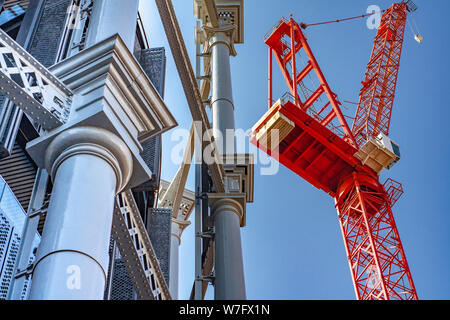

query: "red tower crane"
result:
(251, 1), (418, 300)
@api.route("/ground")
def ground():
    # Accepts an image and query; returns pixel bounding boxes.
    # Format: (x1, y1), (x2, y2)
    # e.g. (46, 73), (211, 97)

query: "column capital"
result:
(203, 24), (237, 56)
(208, 193), (246, 227)
(44, 126), (133, 193)
(171, 218), (192, 244)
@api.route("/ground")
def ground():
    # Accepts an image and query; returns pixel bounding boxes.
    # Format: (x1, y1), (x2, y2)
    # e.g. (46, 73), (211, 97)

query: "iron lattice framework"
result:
(252, 3), (418, 300)
(266, 17), (356, 147)
(336, 173), (417, 300)
(351, 3), (407, 147)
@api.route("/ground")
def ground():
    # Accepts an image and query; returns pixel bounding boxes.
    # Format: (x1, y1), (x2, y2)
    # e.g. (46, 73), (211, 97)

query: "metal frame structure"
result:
(0, 27), (72, 130)
(155, 0), (226, 194)
(266, 17), (356, 147)
(352, 2), (408, 147)
(252, 3), (418, 300)
(112, 190), (171, 300)
(336, 172), (417, 300)
(155, 0), (225, 300)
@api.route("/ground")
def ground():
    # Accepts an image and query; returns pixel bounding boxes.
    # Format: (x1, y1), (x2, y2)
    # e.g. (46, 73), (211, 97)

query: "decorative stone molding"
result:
(194, 0), (244, 44)
(222, 153), (254, 203)
(44, 127), (133, 193)
(27, 34), (177, 189)
(159, 179), (195, 220)
(203, 24), (237, 56)
(207, 193), (246, 227)
(207, 153), (254, 227)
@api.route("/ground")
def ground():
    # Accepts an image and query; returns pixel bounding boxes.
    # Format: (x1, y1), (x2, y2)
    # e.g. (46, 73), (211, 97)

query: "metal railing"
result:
(264, 17), (288, 41)
(280, 92), (346, 138)
(383, 178), (404, 207)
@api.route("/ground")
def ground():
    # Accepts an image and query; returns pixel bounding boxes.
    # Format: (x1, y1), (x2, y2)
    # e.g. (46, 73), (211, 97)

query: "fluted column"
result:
(29, 127), (132, 300)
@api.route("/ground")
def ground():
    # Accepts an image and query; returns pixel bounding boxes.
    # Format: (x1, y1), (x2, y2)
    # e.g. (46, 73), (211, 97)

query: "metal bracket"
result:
(196, 192), (209, 200)
(202, 98), (211, 106)
(14, 263), (34, 279)
(196, 230), (215, 239)
(196, 74), (211, 81)
(196, 274), (215, 285)
(197, 52), (211, 57)
(28, 200), (49, 219)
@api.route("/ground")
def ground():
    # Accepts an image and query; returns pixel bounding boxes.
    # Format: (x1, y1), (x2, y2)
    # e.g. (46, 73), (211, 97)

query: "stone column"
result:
(29, 127), (132, 300)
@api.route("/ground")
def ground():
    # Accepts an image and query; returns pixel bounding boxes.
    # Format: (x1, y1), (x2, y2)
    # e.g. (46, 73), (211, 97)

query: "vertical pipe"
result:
(193, 22), (204, 301)
(212, 199), (246, 300)
(210, 32), (235, 155)
(7, 169), (49, 300)
(194, 164), (203, 300)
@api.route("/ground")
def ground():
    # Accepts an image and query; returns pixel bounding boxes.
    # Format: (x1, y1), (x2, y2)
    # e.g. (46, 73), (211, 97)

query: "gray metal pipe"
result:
(208, 27), (246, 300)
(212, 199), (246, 300)
(210, 31), (236, 155)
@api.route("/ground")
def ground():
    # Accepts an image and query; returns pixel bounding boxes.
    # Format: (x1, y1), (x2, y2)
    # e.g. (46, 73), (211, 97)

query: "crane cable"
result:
(300, 7), (423, 43)
(407, 15), (423, 43)
(300, 9), (386, 29)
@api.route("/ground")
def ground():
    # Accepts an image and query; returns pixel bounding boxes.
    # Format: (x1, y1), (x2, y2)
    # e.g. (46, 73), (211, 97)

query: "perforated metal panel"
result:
(0, 209), (20, 300)
(110, 250), (135, 301)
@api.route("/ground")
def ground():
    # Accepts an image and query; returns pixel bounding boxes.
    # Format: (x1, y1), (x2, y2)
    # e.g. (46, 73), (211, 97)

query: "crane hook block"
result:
(414, 34), (423, 44)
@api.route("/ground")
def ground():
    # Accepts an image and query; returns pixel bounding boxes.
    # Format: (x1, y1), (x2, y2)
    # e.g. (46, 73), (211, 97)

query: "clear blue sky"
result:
(140, 0), (450, 300)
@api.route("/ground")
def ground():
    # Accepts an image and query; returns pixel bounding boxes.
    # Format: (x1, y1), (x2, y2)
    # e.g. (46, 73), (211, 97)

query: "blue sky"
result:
(140, 0), (450, 299)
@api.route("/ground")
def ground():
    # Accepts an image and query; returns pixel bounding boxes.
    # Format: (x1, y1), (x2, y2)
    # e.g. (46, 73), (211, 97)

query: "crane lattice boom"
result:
(352, 2), (408, 147)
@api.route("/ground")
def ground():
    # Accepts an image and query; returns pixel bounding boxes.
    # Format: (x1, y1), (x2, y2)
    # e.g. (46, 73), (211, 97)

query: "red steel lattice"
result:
(336, 173), (417, 300)
(352, 3), (408, 147)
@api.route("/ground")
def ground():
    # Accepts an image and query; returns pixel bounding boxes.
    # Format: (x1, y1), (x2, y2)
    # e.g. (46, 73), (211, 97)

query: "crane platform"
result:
(251, 93), (370, 196)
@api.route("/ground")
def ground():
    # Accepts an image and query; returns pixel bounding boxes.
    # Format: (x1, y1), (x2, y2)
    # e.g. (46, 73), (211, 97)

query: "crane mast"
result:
(251, 1), (418, 299)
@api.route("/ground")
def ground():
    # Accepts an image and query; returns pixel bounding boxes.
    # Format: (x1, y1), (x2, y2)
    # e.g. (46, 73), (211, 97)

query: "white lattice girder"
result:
(0, 28), (72, 130)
